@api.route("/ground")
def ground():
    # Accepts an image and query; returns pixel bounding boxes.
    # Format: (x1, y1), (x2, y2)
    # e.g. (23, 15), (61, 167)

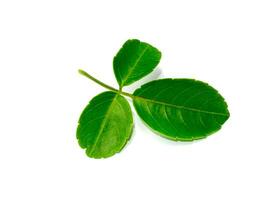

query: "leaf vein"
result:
(88, 94), (118, 156)
(121, 45), (149, 86)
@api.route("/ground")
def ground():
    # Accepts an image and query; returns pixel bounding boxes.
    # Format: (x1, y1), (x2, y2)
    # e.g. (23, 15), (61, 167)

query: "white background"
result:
(0, 0), (267, 199)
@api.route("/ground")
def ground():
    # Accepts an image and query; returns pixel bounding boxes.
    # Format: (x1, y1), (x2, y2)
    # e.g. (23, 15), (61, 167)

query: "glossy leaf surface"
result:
(113, 39), (161, 87)
(77, 91), (133, 158)
(133, 79), (230, 141)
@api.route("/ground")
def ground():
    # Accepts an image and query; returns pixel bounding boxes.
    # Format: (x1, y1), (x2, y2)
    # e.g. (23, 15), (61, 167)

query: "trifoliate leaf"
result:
(77, 91), (133, 158)
(77, 39), (231, 159)
(133, 79), (230, 141)
(113, 39), (161, 88)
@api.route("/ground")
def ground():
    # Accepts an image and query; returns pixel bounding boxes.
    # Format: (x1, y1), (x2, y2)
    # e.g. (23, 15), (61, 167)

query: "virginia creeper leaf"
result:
(113, 39), (161, 88)
(133, 79), (230, 141)
(77, 91), (133, 158)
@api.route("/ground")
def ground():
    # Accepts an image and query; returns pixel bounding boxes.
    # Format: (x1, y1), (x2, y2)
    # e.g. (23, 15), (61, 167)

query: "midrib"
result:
(133, 95), (229, 117)
(121, 46), (149, 86)
(88, 94), (118, 156)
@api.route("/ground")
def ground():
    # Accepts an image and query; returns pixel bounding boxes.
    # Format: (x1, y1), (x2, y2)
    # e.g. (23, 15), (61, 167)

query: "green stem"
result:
(78, 69), (228, 116)
(78, 69), (134, 99)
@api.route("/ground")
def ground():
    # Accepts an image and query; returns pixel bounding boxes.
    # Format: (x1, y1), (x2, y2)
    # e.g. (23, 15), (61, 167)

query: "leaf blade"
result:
(77, 91), (133, 158)
(133, 79), (230, 141)
(113, 39), (161, 87)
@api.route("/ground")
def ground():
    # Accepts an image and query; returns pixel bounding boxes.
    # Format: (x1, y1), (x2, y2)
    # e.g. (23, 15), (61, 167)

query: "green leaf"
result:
(133, 79), (230, 141)
(77, 91), (133, 158)
(113, 39), (161, 88)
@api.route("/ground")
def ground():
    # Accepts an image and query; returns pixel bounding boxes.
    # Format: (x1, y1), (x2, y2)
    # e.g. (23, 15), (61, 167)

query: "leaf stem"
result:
(78, 69), (134, 99)
(78, 69), (228, 116)
(78, 69), (118, 92)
